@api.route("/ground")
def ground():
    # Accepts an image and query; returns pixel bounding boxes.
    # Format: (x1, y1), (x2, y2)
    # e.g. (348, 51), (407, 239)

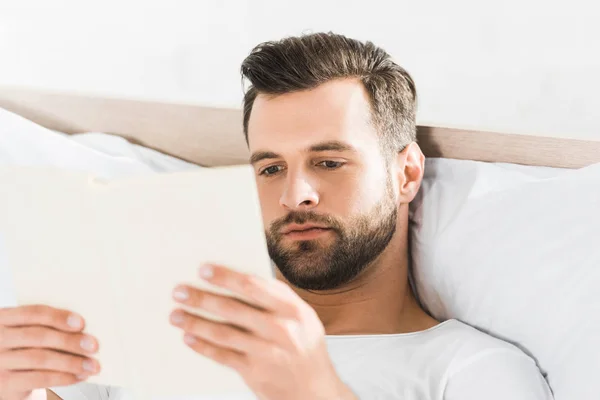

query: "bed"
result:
(1, 85), (600, 169)
(1, 85), (599, 400)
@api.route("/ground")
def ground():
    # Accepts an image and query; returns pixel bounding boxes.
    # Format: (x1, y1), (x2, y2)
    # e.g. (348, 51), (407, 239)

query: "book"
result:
(0, 165), (274, 399)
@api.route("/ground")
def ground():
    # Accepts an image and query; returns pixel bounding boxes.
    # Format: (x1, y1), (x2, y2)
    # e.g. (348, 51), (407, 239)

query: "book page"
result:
(0, 165), (274, 398)
(0, 167), (129, 386)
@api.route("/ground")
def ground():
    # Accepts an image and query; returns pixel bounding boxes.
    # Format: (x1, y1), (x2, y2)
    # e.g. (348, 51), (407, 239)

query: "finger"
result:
(0, 326), (98, 355)
(181, 333), (247, 372)
(0, 305), (85, 332)
(172, 285), (288, 343)
(198, 264), (305, 319)
(0, 370), (83, 394)
(0, 349), (100, 375)
(169, 309), (271, 355)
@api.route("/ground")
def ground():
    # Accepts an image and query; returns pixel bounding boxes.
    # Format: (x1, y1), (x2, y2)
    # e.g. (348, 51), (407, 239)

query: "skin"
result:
(0, 305), (100, 400)
(0, 78), (437, 400)
(170, 78), (439, 399)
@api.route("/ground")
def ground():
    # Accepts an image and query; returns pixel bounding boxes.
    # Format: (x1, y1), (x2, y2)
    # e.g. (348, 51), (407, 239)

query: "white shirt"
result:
(51, 319), (553, 400)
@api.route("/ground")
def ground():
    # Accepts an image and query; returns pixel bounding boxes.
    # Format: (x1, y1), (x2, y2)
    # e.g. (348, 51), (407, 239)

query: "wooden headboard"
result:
(1, 86), (599, 169)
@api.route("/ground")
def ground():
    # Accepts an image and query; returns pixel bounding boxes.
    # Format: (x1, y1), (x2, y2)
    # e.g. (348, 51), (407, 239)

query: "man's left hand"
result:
(169, 264), (356, 400)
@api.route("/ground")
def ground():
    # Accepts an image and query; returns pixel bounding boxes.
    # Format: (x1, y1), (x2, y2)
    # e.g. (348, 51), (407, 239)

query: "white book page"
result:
(0, 168), (129, 386)
(0, 166), (273, 399)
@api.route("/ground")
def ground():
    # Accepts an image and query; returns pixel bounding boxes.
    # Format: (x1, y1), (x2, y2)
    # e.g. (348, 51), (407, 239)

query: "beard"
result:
(265, 185), (397, 291)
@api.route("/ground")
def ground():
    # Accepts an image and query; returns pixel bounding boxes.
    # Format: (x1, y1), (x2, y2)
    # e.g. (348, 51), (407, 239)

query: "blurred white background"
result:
(1, 0), (598, 139)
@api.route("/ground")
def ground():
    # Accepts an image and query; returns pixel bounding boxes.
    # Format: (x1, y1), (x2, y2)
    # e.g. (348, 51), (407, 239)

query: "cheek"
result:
(336, 169), (389, 214)
(327, 176), (362, 214)
(319, 173), (373, 217)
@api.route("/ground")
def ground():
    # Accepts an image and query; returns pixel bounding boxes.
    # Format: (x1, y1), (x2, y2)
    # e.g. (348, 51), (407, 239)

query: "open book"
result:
(0, 165), (274, 399)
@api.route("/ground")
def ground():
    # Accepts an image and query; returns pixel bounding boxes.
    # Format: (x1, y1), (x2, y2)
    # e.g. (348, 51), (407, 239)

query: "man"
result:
(0, 33), (553, 400)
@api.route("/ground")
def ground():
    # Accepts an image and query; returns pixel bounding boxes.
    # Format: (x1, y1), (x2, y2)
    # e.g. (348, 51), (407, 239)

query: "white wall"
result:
(0, 0), (251, 107)
(1, 0), (599, 139)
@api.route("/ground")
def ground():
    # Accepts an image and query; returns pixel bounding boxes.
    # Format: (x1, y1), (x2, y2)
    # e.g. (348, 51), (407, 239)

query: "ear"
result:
(394, 142), (425, 203)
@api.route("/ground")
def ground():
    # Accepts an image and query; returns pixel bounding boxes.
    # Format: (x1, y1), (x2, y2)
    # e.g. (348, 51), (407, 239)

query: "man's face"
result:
(248, 79), (399, 290)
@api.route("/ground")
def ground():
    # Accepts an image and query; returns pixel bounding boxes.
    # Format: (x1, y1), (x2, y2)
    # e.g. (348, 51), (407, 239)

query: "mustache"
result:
(269, 211), (342, 234)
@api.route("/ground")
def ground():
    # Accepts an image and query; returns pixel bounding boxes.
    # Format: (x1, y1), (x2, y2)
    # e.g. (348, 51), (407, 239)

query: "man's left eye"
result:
(317, 160), (344, 169)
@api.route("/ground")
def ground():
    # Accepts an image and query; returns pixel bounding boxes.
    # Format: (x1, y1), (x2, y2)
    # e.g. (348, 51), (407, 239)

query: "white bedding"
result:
(0, 108), (197, 178)
(3, 107), (599, 400)
(410, 157), (600, 400)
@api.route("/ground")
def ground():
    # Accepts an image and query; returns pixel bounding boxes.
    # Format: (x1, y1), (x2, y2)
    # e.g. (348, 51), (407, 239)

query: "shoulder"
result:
(434, 319), (525, 359)
(438, 320), (553, 400)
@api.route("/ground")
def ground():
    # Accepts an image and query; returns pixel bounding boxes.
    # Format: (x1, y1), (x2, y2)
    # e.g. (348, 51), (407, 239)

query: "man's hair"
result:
(240, 32), (417, 154)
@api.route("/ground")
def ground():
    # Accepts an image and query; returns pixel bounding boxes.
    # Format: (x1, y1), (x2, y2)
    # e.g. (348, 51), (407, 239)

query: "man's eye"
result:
(317, 160), (345, 169)
(260, 165), (283, 176)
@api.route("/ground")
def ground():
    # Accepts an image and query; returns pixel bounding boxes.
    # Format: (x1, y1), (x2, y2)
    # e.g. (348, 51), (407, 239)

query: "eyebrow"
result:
(249, 140), (357, 165)
(308, 140), (356, 153)
(250, 151), (280, 165)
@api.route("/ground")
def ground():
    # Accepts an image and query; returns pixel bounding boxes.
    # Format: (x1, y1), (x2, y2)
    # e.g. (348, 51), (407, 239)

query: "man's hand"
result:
(169, 264), (356, 400)
(0, 305), (101, 400)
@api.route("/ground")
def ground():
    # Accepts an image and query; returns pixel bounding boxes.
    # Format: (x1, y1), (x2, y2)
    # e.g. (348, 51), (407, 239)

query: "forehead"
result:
(247, 79), (378, 153)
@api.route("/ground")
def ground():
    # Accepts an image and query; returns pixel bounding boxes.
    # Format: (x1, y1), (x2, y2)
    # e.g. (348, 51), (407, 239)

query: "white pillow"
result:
(410, 158), (600, 400)
(66, 132), (197, 173)
(0, 108), (199, 308)
(0, 108), (197, 177)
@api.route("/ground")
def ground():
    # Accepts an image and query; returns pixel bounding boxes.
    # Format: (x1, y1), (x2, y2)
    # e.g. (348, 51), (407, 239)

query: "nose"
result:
(279, 173), (319, 211)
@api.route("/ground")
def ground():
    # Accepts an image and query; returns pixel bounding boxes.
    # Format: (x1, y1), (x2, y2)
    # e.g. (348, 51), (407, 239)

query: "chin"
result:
(281, 237), (330, 250)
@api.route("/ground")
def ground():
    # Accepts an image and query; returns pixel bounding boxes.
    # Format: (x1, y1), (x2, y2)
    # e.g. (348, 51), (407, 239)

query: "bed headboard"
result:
(1, 86), (599, 169)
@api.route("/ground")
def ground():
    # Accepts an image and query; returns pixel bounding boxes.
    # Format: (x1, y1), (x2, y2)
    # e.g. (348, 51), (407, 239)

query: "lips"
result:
(281, 224), (330, 235)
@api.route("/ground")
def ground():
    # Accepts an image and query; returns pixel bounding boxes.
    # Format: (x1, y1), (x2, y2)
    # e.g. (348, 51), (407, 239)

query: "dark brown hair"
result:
(241, 32), (417, 154)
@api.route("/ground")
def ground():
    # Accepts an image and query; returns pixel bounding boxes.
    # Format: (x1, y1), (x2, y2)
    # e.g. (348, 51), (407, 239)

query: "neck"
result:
(277, 209), (439, 335)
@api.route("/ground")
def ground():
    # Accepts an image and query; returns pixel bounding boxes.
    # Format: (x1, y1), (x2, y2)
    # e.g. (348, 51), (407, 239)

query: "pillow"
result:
(0, 108), (197, 177)
(66, 132), (197, 173)
(0, 108), (199, 308)
(410, 158), (600, 400)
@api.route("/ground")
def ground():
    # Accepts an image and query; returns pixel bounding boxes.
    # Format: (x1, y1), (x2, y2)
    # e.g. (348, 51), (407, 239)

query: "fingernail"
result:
(199, 264), (213, 279)
(170, 312), (184, 325)
(184, 334), (196, 345)
(80, 336), (96, 352)
(173, 287), (189, 301)
(82, 359), (97, 373)
(76, 374), (88, 380)
(67, 314), (83, 329)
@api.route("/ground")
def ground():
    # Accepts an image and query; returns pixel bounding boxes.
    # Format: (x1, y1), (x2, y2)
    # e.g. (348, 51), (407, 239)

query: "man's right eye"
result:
(260, 165), (284, 176)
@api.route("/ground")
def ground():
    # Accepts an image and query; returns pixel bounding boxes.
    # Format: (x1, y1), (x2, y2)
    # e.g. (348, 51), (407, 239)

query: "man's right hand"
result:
(0, 305), (101, 400)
